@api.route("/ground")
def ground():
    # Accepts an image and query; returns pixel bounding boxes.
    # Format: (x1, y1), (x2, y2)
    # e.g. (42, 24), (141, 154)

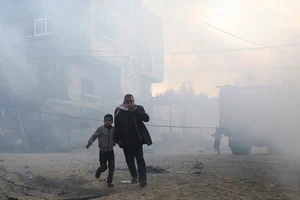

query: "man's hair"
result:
(104, 114), (113, 120)
(123, 94), (134, 103)
(124, 94), (133, 100)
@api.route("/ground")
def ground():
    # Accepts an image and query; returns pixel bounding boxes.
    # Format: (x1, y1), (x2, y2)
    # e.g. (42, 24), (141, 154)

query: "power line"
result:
(187, 13), (268, 47)
(147, 124), (216, 129)
(24, 42), (300, 59)
(0, 103), (216, 129)
(24, 45), (139, 54)
(26, 43), (300, 60)
(164, 43), (300, 56)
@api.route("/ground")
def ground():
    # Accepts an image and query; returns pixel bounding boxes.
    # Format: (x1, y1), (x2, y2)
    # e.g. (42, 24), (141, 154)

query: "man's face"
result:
(124, 96), (135, 105)
(104, 117), (113, 127)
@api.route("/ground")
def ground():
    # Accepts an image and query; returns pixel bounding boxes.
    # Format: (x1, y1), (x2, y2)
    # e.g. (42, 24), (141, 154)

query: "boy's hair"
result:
(104, 114), (113, 121)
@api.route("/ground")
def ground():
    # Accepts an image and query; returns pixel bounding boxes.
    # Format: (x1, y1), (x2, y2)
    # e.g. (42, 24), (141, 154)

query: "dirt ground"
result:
(0, 150), (300, 200)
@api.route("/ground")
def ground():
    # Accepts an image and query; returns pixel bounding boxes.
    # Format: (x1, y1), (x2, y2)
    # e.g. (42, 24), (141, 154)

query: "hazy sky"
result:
(143, 0), (300, 96)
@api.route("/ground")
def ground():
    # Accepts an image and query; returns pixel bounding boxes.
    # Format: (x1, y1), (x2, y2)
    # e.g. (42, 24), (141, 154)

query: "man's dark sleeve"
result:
(135, 106), (150, 122)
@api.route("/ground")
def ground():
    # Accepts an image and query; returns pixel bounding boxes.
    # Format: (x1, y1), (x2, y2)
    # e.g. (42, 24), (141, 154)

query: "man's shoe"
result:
(107, 183), (114, 188)
(131, 177), (138, 184)
(140, 180), (147, 188)
(95, 167), (101, 179)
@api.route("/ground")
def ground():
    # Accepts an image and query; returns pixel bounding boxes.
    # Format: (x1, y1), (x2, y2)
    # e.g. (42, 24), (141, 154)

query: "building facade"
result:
(0, 0), (163, 152)
(1, 0), (163, 105)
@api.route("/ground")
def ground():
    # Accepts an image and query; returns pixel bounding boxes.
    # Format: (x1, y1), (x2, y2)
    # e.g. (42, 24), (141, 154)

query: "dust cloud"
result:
(0, 0), (300, 200)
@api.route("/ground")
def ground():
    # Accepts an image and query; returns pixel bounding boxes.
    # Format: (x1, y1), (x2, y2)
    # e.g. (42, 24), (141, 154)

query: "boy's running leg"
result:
(107, 150), (115, 188)
(96, 150), (108, 179)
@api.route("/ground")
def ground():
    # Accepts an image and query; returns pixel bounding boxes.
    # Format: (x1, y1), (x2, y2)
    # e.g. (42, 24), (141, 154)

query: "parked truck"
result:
(216, 84), (300, 155)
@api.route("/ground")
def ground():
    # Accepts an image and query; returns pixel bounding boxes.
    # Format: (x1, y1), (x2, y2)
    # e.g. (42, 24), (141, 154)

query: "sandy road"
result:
(0, 151), (300, 200)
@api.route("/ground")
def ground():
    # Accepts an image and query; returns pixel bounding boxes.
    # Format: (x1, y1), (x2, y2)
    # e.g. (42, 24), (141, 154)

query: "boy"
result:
(86, 114), (115, 188)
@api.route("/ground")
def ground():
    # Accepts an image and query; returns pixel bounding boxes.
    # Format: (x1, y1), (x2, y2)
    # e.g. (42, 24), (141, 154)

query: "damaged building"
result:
(0, 0), (164, 152)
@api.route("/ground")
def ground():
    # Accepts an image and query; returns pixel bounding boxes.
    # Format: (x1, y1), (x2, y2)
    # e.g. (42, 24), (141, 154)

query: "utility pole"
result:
(169, 105), (172, 134)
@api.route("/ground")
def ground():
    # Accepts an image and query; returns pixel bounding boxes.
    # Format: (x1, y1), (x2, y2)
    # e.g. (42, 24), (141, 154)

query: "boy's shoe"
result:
(95, 167), (101, 179)
(139, 180), (147, 188)
(131, 177), (138, 184)
(107, 183), (114, 188)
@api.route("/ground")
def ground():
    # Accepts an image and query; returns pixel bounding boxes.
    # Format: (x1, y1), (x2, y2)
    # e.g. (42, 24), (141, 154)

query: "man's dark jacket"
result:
(114, 106), (152, 146)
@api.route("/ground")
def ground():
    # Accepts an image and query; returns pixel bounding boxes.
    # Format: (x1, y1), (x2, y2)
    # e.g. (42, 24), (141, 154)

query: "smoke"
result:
(0, 8), (37, 101)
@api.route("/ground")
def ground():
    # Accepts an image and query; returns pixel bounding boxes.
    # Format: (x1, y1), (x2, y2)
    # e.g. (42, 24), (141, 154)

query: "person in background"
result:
(211, 131), (223, 155)
(114, 94), (152, 188)
(86, 114), (115, 188)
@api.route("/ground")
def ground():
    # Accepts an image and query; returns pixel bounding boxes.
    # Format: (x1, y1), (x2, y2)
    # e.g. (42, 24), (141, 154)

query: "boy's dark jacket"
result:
(86, 125), (115, 151)
(114, 106), (152, 146)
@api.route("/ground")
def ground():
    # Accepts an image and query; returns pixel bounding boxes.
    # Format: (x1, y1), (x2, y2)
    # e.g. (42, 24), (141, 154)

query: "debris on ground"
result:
(0, 175), (37, 190)
(2, 195), (19, 200)
(193, 161), (204, 169)
(25, 171), (33, 180)
(146, 166), (168, 173)
(57, 193), (109, 200)
(175, 171), (188, 174)
(120, 180), (131, 184)
(193, 171), (201, 175)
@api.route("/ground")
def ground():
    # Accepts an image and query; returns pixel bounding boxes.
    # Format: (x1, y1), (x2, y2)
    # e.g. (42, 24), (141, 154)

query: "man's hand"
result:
(86, 145), (89, 149)
(128, 105), (137, 112)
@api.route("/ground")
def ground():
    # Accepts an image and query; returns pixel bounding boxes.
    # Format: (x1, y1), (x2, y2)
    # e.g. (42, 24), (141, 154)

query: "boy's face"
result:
(104, 117), (113, 127)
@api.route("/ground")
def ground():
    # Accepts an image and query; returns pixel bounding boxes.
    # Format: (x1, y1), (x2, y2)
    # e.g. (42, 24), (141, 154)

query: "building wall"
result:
(137, 6), (164, 83)
(1, 0), (163, 103)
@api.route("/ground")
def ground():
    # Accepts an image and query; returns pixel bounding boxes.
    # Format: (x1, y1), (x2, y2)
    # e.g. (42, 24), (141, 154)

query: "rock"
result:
(7, 197), (18, 200)
(146, 166), (168, 173)
(193, 161), (204, 169)
(175, 171), (188, 174)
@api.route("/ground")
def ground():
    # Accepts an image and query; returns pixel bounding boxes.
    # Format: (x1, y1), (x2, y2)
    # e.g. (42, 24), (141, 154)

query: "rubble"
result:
(193, 161), (204, 169)
(146, 166), (168, 173)
(193, 172), (201, 175)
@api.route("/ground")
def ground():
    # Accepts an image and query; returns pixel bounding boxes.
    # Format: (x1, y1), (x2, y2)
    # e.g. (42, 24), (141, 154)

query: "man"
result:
(114, 94), (152, 188)
(211, 131), (223, 155)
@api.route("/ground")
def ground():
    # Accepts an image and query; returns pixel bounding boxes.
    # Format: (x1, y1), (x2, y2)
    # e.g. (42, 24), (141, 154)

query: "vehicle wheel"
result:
(231, 146), (252, 155)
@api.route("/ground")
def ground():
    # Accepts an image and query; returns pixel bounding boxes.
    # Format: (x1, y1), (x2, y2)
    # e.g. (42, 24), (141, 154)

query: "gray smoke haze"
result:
(0, 0), (300, 198)
(0, 0), (299, 152)
(0, 1), (300, 196)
